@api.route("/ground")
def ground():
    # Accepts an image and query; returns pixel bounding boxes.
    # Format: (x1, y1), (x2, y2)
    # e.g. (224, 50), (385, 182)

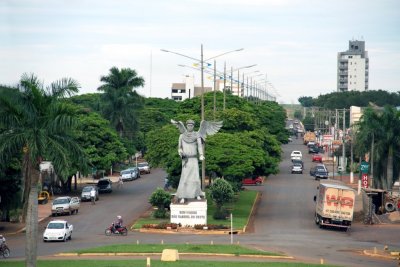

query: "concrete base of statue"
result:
(170, 199), (207, 227)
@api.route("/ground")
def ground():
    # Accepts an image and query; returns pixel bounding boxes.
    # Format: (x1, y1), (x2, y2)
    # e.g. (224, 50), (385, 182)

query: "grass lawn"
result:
(74, 243), (282, 256)
(132, 189), (258, 231)
(0, 260), (340, 267)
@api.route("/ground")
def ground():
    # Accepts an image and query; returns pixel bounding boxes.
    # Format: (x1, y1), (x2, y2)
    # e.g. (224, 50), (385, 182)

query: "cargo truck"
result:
(303, 131), (316, 145)
(314, 180), (355, 230)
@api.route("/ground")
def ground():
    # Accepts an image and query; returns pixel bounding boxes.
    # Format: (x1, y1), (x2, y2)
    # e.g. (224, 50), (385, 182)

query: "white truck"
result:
(314, 180), (355, 230)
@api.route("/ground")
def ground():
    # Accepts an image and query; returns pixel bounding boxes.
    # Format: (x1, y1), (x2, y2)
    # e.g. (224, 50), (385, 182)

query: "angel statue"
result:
(171, 119), (223, 204)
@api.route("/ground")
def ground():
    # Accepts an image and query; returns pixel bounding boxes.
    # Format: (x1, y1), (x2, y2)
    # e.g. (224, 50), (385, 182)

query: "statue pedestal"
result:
(170, 199), (207, 227)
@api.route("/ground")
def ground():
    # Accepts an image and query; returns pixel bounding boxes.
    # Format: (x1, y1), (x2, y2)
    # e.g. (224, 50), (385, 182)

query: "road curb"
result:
(363, 249), (400, 260)
(55, 252), (293, 259)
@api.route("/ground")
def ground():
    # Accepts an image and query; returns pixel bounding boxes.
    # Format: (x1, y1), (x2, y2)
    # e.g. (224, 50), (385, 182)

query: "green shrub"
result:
(210, 178), (234, 218)
(149, 188), (171, 219)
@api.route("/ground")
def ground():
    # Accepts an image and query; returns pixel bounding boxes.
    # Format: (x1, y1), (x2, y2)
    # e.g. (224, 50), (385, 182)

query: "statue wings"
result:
(198, 120), (223, 141)
(171, 119), (186, 134)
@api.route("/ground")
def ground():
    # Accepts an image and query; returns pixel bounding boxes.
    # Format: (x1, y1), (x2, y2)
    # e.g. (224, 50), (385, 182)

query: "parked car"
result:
(310, 164), (329, 180)
(291, 163), (303, 174)
(97, 178), (112, 193)
(81, 186), (99, 201)
(242, 176), (263, 186)
(120, 167), (140, 181)
(312, 154), (323, 162)
(137, 162), (151, 174)
(290, 150), (302, 161)
(43, 220), (73, 242)
(51, 196), (80, 216)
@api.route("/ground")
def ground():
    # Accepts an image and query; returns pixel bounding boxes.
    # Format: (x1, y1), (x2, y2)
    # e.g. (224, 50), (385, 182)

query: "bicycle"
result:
(0, 244), (10, 259)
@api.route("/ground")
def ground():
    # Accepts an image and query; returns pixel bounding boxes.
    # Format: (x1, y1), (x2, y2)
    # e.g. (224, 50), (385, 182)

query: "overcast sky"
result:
(1, 0), (399, 104)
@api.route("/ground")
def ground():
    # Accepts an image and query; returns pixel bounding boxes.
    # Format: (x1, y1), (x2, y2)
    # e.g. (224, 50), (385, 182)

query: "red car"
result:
(312, 154), (323, 162)
(242, 176), (263, 186)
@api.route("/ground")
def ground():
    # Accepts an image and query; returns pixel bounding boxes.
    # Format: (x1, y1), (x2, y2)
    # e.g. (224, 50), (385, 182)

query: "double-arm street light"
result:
(223, 64), (257, 109)
(242, 70), (260, 98)
(161, 45), (244, 190)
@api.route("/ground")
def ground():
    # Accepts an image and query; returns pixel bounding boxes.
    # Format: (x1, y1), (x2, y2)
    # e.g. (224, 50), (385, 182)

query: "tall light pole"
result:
(242, 70), (260, 98)
(161, 46), (244, 191)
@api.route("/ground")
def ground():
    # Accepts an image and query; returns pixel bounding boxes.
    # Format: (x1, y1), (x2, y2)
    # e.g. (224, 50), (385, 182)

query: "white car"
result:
(290, 150), (303, 161)
(43, 220), (73, 242)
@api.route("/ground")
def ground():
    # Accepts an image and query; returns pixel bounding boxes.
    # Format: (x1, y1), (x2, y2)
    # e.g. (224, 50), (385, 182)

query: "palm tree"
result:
(373, 106), (400, 189)
(0, 73), (85, 267)
(355, 105), (400, 189)
(97, 66), (145, 138)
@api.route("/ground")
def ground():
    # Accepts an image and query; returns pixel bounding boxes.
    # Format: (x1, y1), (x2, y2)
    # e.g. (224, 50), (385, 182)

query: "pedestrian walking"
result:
(90, 187), (96, 205)
(118, 176), (123, 189)
(164, 177), (169, 190)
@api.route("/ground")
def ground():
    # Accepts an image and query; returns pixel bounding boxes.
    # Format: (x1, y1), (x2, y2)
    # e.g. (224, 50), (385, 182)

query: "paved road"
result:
(4, 137), (400, 266)
(246, 137), (399, 267)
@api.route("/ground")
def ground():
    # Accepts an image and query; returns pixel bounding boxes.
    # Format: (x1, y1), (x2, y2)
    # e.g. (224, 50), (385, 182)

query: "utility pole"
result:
(213, 59), (216, 120)
(223, 62), (226, 110)
(342, 109), (346, 173)
(200, 44), (205, 191)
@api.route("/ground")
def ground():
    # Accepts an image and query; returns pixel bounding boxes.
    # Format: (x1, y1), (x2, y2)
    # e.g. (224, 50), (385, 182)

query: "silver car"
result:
(137, 162), (151, 174)
(81, 186), (99, 201)
(291, 163), (303, 174)
(120, 168), (140, 181)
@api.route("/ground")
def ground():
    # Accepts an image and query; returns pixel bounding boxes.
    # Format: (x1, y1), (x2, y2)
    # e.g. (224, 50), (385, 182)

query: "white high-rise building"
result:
(337, 40), (369, 92)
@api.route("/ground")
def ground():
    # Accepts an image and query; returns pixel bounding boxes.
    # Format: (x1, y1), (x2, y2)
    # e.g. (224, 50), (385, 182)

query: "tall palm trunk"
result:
(22, 151), (31, 223)
(386, 146), (394, 190)
(370, 134), (374, 188)
(25, 156), (40, 267)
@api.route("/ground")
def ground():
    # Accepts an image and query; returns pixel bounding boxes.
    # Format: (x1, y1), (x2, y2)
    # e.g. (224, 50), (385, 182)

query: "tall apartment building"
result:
(337, 40), (369, 92)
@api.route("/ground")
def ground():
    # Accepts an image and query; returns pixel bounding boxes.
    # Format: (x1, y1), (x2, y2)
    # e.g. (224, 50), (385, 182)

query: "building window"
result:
(172, 89), (178, 93)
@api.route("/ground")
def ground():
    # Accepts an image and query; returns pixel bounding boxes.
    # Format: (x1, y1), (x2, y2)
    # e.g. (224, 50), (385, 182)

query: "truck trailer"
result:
(314, 180), (355, 230)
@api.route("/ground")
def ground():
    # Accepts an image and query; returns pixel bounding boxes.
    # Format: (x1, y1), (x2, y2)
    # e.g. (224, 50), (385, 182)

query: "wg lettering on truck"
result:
(325, 195), (354, 208)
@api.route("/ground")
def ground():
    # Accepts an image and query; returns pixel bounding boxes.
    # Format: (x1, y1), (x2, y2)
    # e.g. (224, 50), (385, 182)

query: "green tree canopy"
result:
(0, 73), (86, 267)
(75, 110), (128, 172)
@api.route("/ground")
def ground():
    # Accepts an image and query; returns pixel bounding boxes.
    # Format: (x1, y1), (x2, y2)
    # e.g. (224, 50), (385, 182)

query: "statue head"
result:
(186, 119), (195, 132)
(186, 119), (195, 125)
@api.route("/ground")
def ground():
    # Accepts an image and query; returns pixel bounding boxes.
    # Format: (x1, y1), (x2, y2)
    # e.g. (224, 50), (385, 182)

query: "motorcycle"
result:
(0, 244), (10, 259)
(105, 223), (128, 236)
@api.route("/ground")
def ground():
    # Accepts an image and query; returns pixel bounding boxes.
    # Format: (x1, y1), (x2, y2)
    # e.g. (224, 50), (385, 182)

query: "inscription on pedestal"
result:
(170, 200), (207, 226)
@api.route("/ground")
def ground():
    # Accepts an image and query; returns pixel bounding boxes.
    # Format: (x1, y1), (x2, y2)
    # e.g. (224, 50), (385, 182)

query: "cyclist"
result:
(0, 234), (5, 250)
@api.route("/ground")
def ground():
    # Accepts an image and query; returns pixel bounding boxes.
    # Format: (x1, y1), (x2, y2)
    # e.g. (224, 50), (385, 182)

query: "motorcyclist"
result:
(113, 215), (123, 232)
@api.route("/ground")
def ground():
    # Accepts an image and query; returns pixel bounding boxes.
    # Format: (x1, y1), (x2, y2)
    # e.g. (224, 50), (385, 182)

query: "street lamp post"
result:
(161, 45), (244, 191)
